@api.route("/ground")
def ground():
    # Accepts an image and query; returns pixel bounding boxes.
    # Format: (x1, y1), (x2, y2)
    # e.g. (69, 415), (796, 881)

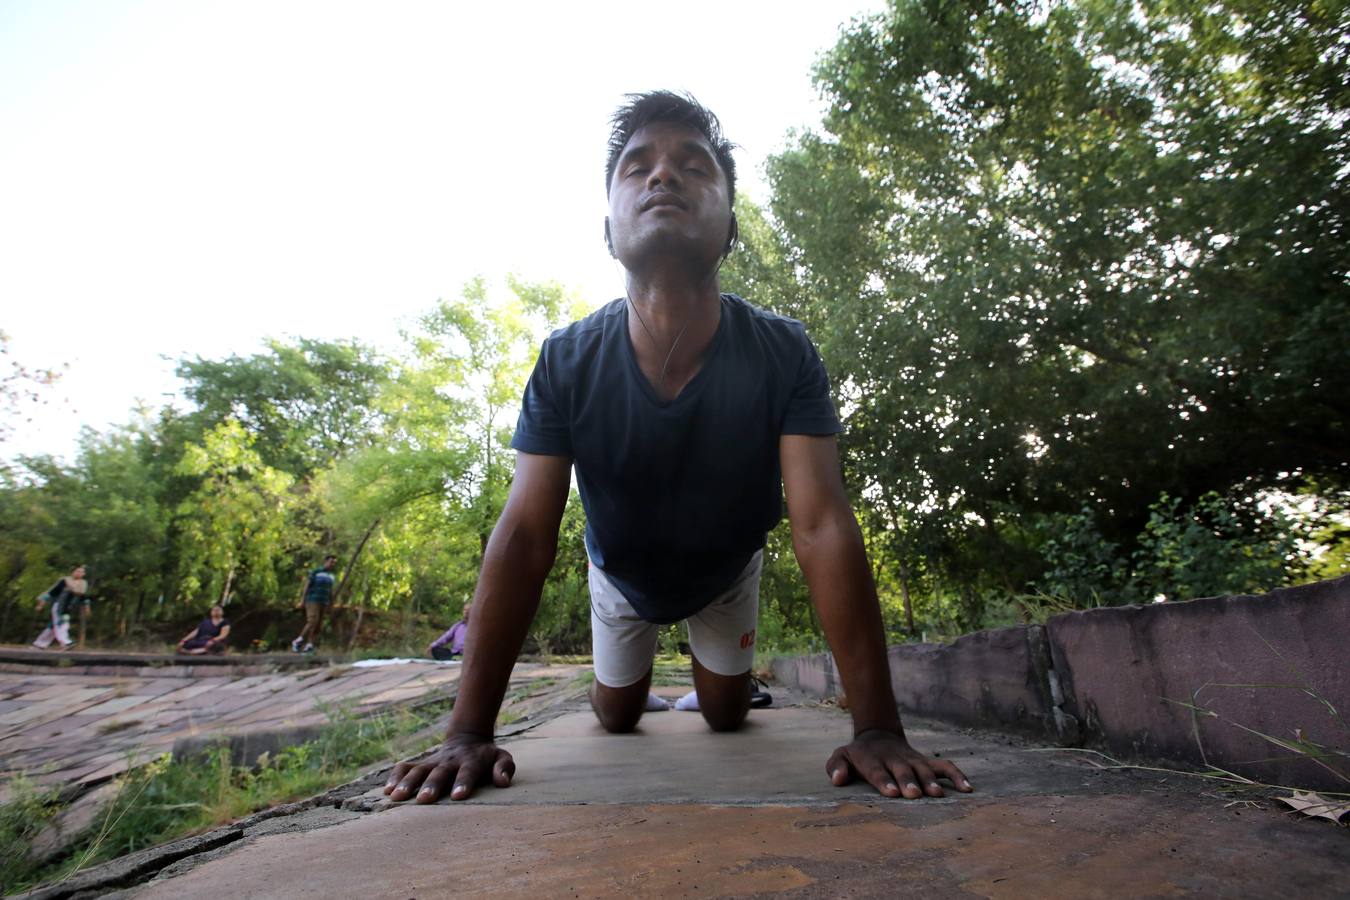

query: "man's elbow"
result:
(791, 508), (862, 555)
(485, 517), (559, 580)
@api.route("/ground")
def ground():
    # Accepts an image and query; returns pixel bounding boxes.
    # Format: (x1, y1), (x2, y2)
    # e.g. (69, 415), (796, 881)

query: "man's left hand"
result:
(827, 729), (973, 799)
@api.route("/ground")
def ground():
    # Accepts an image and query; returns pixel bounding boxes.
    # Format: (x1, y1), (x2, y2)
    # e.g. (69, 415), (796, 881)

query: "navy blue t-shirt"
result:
(510, 294), (841, 624)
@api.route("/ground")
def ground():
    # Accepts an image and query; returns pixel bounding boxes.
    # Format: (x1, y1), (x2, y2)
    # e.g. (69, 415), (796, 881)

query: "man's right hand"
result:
(382, 733), (514, 803)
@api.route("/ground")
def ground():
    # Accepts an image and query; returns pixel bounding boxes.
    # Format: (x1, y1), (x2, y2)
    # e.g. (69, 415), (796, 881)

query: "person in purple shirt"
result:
(426, 601), (471, 661)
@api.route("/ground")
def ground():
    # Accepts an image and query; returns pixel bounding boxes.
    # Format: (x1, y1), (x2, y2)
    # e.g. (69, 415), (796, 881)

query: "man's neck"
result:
(624, 267), (723, 401)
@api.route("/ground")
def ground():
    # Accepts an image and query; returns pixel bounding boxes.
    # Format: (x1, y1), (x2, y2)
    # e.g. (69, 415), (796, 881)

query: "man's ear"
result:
(604, 218), (616, 258)
(724, 212), (739, 257)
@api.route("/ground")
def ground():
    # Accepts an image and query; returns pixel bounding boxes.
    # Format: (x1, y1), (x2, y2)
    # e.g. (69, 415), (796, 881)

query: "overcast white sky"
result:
(1, 0), (881, 462)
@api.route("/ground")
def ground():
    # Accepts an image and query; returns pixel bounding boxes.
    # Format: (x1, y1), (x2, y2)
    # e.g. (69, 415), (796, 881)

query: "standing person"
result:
(385, 91), (972, 805)
(425, 601), (472, 661)
(291, 555), (337, 653)
(32, 566), (88, 650)
(176, 605), (231, 654)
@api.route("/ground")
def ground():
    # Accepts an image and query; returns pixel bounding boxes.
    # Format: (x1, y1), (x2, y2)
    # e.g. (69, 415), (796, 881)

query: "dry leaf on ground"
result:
(1278, 791), (1350, 823)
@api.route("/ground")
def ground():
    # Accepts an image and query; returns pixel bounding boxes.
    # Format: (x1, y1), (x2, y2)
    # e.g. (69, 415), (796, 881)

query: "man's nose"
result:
(646, 156), (681, 190)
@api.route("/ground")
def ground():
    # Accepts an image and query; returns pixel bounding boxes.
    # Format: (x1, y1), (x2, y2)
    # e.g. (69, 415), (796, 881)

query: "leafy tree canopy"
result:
(757, 0), (1348, 607)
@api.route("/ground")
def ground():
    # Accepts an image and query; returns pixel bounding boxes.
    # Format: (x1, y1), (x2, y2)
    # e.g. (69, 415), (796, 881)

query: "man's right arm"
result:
(384, 451), (572, 803)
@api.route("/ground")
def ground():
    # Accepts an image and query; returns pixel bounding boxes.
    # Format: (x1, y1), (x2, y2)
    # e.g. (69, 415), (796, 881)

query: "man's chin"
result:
(619, 233), (721, 273)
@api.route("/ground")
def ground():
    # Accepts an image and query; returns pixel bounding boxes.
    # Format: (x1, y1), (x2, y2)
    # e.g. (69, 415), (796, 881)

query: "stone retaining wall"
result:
(771, 575), (1349, 791)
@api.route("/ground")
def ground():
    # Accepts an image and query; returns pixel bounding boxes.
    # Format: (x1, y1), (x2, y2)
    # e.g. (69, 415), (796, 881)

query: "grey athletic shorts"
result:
(589, 550), (763, 688)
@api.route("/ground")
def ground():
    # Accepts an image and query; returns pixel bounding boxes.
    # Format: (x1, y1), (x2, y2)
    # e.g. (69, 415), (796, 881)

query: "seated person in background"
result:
(177, 605), (231, 654)
(426, 601), (471, 661)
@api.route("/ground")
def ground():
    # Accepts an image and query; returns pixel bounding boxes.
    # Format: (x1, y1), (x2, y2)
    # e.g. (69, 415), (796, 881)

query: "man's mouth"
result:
(641, 193), (687, 211)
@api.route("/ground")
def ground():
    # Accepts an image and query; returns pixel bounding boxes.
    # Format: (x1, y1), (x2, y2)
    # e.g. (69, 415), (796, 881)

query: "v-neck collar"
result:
(620, 294), (728, 408)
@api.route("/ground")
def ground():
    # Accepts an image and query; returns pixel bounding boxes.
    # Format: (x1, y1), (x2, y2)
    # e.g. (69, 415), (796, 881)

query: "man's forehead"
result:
(619, 122), (718, 159)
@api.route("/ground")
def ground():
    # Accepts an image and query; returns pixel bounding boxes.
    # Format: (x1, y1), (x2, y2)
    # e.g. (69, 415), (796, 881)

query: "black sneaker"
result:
(750, 676), (773, 709)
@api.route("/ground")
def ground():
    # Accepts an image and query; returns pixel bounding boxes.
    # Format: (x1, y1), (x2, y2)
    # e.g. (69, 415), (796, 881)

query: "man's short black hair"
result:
(606, 90), (737, 207)
(324, 554), (337, 562)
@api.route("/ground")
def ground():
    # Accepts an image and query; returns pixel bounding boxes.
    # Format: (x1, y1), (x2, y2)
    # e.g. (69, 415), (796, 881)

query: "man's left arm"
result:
(780, 433), (973, 800)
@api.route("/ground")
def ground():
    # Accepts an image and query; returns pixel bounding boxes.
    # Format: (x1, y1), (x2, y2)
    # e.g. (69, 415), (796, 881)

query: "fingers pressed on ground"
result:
(826, 748), (851, 786)
(933, 759), (974, 791)
(392, 762), (436, 801)
(858, 758), (902, 798)
(907, 761), (945, 797)
(383, 762), (412, 794)
(880, 761), (921, 799)
(417, 763), (456, 804)
(450, 761), (480, 800)
(492, 753), (515, 787)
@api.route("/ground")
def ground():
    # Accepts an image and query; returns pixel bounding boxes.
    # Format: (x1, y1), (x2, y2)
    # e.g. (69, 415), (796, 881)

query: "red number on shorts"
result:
(739, 629), (756, 649)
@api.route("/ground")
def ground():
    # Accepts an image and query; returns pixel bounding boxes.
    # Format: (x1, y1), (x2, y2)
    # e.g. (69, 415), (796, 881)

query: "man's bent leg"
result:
(300, 601), (323, 644)
(690, 654), (750, 731)
(588, 561), (659, 733)
(686, 550), (762, 732)
(590, 666), (655, 733)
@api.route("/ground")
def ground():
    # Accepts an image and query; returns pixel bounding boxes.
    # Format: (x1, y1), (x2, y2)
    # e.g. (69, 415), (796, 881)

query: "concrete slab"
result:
(129, 703), (1350, 899)
(0, 659), (468, 796)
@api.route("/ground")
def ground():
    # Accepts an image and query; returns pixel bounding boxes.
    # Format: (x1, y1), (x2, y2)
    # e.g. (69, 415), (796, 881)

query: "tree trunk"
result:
(332, 518), (380, 605)
(899, 559), (915, 636)
(220, 565), (235, 606)
(346, 579), (371, 652)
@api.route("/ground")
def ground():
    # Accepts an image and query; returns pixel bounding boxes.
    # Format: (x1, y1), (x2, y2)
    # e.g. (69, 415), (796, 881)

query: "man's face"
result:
(607, 122), (732, 270)
(463, 602), (473, 621)
(324, 558), (336, 570)
(73, 566), (86, 579)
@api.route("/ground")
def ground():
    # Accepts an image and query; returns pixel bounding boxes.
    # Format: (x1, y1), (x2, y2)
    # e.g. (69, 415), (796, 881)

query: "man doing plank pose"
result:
(385, 91), (972, 803)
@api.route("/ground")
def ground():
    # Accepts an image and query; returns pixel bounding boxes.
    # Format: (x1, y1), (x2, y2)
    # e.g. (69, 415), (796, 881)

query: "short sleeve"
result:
(780, 331), (842, 436)
(510, 341), (573, 456)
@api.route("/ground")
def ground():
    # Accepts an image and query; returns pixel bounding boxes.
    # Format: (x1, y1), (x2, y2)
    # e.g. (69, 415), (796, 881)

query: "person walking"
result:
(291, 555), (337, 653)
(33, 565), (88, 650)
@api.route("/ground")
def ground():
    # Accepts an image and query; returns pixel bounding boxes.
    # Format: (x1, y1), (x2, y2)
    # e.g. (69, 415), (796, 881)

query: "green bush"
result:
(0, 776), (60, 890)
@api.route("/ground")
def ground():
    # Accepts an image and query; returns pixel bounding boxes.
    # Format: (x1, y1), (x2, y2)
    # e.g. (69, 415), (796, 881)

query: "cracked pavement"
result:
(10, 662), (1348, 898)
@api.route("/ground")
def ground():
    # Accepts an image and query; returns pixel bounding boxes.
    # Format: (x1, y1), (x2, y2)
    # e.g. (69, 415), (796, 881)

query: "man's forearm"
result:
(448, 521), (557, 736)
(793, 515), (904, 736)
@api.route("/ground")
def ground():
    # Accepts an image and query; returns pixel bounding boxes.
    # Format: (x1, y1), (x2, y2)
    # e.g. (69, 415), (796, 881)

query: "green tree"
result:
(318, 276), (593, 647)
(0, 419), (171, 641)
(177, 338), (389, 476)
(1134, 491), (1308, 602)
(762, 0), (1348, 609)
(0, 329), (63, 445)
(173, 420), (301, 607)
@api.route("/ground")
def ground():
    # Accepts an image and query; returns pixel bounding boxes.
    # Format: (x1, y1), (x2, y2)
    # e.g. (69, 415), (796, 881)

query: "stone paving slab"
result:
(0, 645), (329, 672)
(129, 704), (1350, 899)
(0, 660), (470, 800)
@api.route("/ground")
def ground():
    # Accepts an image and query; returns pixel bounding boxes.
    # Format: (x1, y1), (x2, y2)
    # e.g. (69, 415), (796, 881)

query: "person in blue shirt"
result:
(291, 555), (337, 653)
(385, 91), (973, 805)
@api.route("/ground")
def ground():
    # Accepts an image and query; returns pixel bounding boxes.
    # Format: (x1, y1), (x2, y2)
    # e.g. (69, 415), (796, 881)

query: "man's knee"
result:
(699, 695), (750, 732)
(589, 680), (647, 734)
(592, 702), (643, 733)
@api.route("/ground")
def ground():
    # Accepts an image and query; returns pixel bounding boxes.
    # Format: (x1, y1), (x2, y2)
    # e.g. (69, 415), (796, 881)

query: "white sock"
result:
(674, 690), (700, 711)
(645, 692), (669, 711)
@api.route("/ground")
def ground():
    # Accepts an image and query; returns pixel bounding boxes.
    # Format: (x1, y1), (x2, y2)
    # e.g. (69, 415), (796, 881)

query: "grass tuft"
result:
(5, 700), (451, 893)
